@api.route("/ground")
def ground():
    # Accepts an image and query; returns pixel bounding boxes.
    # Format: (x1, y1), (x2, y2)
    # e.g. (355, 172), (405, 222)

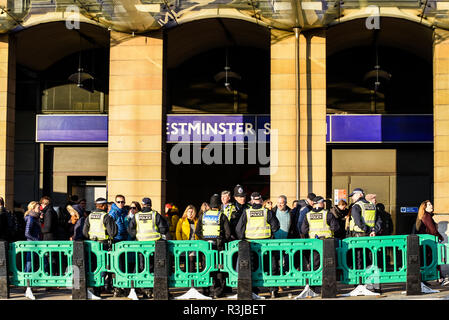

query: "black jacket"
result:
(41, 205), (58, 240)
(228, 202), (250, 239)
(82, 209), (118, 241)
(329, 205), (349, 239)
(271, 205), (296, 238)
(300, 207), (340, 238)
(0, 207), (9, 241)
(349, 198), (383, 234)
(195, 209), (231, 250)
(127, 207), (169, 240)
(377, 203), (393, 235)
(235, 204), (280, 240)
(55, 204), (73, 240)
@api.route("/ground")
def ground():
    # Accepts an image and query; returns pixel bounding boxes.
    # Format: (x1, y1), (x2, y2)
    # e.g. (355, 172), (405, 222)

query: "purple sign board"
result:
(36, 115), (108, 143)
(35, 114), (433, 144)
(327, 115), (433, 143)
(166, 114), (271, 143)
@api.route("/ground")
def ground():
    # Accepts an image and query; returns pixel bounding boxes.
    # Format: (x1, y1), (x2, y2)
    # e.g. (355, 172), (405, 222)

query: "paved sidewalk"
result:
(5, 281), (449, 300)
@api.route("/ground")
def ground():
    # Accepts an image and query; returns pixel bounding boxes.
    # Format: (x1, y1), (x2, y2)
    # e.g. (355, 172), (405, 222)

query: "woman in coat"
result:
(176, 205), (199, 273)
(24, 201), (42, 272)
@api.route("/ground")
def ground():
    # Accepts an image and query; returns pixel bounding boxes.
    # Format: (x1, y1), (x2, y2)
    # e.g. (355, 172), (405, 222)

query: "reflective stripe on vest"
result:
(221, 204), (235, 221)
(307, 209), (333, 239)
(350, 201), (376, 232)
(245, 207), (271, 239)
(202, 210), (221, 239)
(88, 211), (109, 241)
(135, 211), (161, 241)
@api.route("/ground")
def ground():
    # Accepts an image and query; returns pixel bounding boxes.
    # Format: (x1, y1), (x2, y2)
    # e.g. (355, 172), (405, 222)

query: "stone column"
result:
(298, 30), (327, 200)
(270, 32), (298, 203)
(108, 33), (165, 213)
(270, 29), (327, 203)
(0, 35), (15, 210)
(434, 29), (449, 214)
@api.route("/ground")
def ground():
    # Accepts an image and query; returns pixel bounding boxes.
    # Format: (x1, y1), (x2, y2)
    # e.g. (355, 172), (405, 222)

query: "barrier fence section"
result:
(222, 239), (324, 287)
(336, 234), (441, 285)
(109, 240), (219, 289)
(9, 241), (74, 287)
(109, 241), (156, 289)
(168, 240), (218, 288)
(5, 235), (447, 295)
(85, 241), (109, 288)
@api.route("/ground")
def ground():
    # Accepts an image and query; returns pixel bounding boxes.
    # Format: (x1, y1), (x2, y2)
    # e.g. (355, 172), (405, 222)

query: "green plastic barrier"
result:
(337, 234), (441, 285)
(418, 234), (441, 281)
(109, 241), (156, 288)
(85, 240), (109, 287)
(337, 235), (408, 285)
(168, 240), (218, 288)
(222, 239), (323, 287)
(109, 240), (218, 288)
(9, 241), (73, 287)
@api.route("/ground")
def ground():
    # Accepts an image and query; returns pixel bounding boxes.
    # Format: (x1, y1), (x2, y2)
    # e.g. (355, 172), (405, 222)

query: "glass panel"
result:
(42, 83), (104, 113)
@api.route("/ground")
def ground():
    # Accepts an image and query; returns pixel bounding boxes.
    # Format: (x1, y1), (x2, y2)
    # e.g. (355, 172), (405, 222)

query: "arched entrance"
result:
(326, 18), (434, 234)
(165, 18), (271, 211)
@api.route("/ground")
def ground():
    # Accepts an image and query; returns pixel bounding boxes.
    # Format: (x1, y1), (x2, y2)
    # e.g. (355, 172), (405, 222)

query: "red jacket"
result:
(418, 212), (444, 241)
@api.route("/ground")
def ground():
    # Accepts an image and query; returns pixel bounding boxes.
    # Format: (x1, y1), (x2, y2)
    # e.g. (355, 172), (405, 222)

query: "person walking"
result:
(329, 199), (349, 240)
(127, 197), (169, 299)
(415, 200), (443, 241)
(195, 194), (231, 298)
(82, 197), (118, 297)
(414, 200), (445, 285)
(235, 192), (280, 298)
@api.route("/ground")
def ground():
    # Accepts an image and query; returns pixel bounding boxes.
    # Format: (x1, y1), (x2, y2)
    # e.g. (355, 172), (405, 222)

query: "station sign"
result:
(166, 114), (270, 143)
(400, 207), (419, 213)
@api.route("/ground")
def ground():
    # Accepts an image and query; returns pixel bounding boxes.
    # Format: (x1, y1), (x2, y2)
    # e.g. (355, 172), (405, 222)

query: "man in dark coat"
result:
(39, 196), (58, 241)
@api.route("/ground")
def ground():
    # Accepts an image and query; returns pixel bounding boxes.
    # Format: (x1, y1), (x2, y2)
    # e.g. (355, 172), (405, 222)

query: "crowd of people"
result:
(0, 184), (445, 299)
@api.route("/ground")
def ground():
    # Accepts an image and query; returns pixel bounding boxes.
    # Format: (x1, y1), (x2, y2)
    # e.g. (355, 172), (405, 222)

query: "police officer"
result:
(221, 190), (237, 227)
(301, 196), (340, 273)
(231, 185), (250, 239)
(301, 196), (340, 239)
(348, 188), (382, 238)
(127, 197), (169, 299)
(235, 192), (280, 298)
(195, 194), (231, 298)
(82, 197), (118, 297)
(348, 188), (382, 278)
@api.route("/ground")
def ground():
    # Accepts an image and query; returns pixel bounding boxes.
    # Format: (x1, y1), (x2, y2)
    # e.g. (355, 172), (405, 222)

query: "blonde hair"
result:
(416, 200), (432, 232)
(66, 205), (80, 219)
(25, 201), (39, 216)
(182, 204), (198, 220)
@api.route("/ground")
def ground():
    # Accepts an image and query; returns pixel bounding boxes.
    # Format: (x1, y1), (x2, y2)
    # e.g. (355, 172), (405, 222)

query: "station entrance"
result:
(165, 19), (271, 210)
(327, 18), (434, 234)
